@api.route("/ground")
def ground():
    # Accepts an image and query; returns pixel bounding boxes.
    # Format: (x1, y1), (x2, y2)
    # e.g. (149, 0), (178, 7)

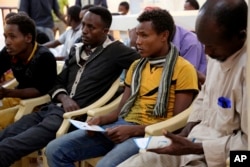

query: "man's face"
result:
(4, 24), (30, 57)
(184, 2), (195, 10)
(66, 14), (71, 26)
(81, 11), (108, 47)
(196, 19), (243, 62)
(118, 5), (128, 15)
(136, 21), (167, 58)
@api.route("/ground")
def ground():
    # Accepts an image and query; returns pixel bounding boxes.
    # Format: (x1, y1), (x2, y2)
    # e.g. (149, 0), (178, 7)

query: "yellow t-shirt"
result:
(124, 56), (198, 125)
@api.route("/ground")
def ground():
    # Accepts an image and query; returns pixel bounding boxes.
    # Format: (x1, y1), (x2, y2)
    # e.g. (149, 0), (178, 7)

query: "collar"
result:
(75, 36), (114, 66)
(220, 42), (246, 72)
(12, 42), (38, 64)
(84, 36), (113, 53)
(26, 42), (38, 64)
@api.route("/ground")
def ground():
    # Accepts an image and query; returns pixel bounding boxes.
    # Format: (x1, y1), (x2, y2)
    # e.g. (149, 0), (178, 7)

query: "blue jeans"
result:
(46, 117), (141, 167)
(36, 26), (54, 41)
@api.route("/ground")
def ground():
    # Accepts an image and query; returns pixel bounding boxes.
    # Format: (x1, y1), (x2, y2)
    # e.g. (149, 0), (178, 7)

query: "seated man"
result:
(43, 5), (82, 60)
(118, 0), (248, 166)
(0, 13), (57, 113)
(118, 1), (130, 15)
(129, 6), (207, 86)
(45, 9), (199, 167)
(0, 7), (139, 167)
(184, 0), (200, 10)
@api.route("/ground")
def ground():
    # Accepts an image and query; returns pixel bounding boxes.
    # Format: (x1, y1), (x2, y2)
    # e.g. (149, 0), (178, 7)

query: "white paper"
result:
(69, 119), (105, 132)
(133, 138), (149, 149)
(134, 136), (172, 149)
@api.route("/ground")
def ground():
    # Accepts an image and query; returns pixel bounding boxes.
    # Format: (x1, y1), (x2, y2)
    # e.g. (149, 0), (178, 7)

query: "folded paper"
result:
(69, 119), (105, 132)
(134, 136), (172, 149)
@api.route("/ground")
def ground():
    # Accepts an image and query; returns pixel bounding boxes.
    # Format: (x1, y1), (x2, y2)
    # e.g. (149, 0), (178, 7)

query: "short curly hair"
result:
(6, 12), (36, 44)
(137, 9), (175, 42)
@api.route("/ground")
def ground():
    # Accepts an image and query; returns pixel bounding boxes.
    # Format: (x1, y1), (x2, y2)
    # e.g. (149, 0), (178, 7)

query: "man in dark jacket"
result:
(0, 7), (139, 167)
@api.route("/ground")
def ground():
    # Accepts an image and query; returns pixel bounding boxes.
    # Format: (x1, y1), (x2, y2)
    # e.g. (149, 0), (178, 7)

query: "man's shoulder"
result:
(175, 25), (199, 42)
(106, 41), (138, 53)
(35, 45), (55, 59)
(175, 56), (196, 70)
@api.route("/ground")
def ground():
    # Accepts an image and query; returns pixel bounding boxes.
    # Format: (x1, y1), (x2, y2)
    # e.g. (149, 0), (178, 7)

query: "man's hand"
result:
(105, 125), (135, 143)
(61, 95), (80, 112)
(147, 130), (203, 155)
(87, 116), (102, 125)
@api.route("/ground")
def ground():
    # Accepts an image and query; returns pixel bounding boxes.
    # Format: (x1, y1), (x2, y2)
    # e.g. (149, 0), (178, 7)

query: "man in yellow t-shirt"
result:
(124, 56), (198, 125)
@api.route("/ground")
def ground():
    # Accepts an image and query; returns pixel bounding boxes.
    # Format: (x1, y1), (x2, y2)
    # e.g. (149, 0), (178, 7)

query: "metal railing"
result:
(0, 6), (18, 26)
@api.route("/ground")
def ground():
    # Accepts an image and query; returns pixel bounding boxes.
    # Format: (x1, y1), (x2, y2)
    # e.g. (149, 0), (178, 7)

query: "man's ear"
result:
(25, 33), (33, 43)
(238, 30), (246, 40)
(161, 30), (169, 42)
(103, 28), (109, 34)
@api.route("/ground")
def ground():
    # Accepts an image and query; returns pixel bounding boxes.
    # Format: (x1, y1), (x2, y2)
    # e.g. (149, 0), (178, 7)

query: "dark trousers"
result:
(0, 103), (64, 167)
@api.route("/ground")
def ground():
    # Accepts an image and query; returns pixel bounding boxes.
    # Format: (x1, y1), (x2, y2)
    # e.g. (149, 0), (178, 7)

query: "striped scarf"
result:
(120, 43), (178, 117)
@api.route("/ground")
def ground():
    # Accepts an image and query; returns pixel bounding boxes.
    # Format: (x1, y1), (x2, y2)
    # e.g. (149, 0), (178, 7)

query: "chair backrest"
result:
(56, 61), (64, 74)
(2, 78), (18, 89)
(0, 105), (19, 130)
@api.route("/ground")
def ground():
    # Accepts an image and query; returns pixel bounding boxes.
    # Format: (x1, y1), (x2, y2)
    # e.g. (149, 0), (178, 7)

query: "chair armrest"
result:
(56, 61), (65, 74)
(56, 118), (71, 138)
(145, 105), (192, 136)
(57, 102), (108, 137)
(56, 99), (116, 137)
(0, 105), (19, 130)
(119, 81), (124, 87)
(56, 77), (120, 138)
(87, 93), (122, 117)
(2, 78), (18, 89)
(62, 77), (121, 119)
(14, 94), (51, 122)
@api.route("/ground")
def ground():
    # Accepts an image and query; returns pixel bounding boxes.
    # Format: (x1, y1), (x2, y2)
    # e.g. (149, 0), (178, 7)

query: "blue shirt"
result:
(172, 25), (207, 75)
(19, 0), (60, 29)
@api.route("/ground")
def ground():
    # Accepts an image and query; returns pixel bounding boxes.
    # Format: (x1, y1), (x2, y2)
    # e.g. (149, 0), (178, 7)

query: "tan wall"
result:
(0, 0), (19, 7)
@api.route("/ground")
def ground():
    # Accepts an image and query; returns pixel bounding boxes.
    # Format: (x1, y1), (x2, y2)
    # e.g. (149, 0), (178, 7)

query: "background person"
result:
(53, 0), (69, 37)
(118, 1), (130, 15)
(19, 0), (66, 41)
(184, 0), (200, 10)
(44, 5), (82, 60)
